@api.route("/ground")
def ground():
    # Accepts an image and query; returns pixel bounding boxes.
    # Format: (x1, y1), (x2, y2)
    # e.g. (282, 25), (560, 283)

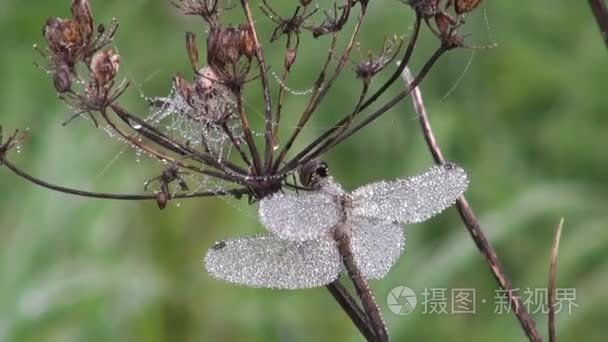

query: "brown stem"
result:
(335, 224), (388, 342)
(0, 156), (247, 201)
(548, 218), (564, 342)
(357, 14), (421, 114)
(588, 0), (608, 47)
(240, 0), (275, 173)
(102, 108), (242, 185)
(221, 122), (252, 169)
(272, 34), (339, 172)
(326, 281), (376, 342)
(279, 27), (426, 174)
(401, 67), (542, 342)
(274, 9), (366, 171)
(295, 46), (446, 171)
(111, 104), (247, 176)
(235, 93), (263, 174)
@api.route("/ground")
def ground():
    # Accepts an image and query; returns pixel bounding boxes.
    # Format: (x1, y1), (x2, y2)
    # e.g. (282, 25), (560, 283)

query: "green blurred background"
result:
(1, 1), (607, 341)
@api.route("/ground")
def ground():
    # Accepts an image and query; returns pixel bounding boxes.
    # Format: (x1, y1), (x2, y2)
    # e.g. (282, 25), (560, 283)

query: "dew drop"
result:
(128, 119), (143, 130)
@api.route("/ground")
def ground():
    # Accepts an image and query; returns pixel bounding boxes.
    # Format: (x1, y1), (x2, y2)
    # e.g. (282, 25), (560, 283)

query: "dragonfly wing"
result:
(204, 234), (341, 289)
(351, 217), (405, 280)
(352, 163), (468, 224)
(259, 191), (341, 242)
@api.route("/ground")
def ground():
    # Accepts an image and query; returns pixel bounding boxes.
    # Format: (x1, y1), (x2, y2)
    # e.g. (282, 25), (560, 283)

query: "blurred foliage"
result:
(1, 1), (607, 341)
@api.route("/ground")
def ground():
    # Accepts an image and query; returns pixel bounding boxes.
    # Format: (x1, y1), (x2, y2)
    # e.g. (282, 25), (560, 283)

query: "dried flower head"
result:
(260, 2), (318, 49)
(355, 36), (404, 84)
(206, 25), (256, 92)
(71, 0), (94, 41)
(446, 0), (484, 15)
(90, 49), (120, 88)
(171, 0), (233, 27)
(177, 66), (235, 125)
(185, 32), (200, 72)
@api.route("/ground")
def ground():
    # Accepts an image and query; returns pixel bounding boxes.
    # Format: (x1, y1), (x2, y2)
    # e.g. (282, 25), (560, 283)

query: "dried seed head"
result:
(355, 36), (402, 83)
(207, 25), (255, 69)
(71, 0), (94, 42)
(43, 17), (83, 60)
(298, 159), (329, 189)
(284, 48), (297, 70)
(185, 32), (200, 72)
(192, 67), (234, 123)
(434, 12), (455, 36)
(173, 73), (194, 105)
(90, 49), (120, 87)
(434, 12), (464, 48)
(299, 0), (313, 6)
(156, 191), (169, 210)
(447, 0), (484, 15)
(53, 63), (73, 93)
(405, 0), (440, 18)
(171, 67), (234, 124)
(239, 25), (256, 60)
(194, 66), (220, 91)
(207, 26), (246, 68)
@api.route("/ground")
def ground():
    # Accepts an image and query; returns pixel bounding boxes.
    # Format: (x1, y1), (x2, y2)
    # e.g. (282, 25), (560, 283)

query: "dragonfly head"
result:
(298, 159), (329, 189)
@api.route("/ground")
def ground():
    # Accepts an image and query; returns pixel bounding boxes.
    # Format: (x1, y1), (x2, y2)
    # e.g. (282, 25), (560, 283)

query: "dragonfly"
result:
(204, 160), (468, 340)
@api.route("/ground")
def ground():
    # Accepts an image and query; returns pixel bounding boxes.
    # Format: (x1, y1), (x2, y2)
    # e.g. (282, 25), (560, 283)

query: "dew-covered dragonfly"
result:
(205, 160), (468, 339)
(205, 161), (468, 289)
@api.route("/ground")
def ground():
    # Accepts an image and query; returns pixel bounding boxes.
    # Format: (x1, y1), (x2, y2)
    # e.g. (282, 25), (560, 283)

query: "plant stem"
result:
(326, 281), (377, 342)
(588, 0), (608, 47)
(548, 218), (564, 342)
(401, 68), (542, 342)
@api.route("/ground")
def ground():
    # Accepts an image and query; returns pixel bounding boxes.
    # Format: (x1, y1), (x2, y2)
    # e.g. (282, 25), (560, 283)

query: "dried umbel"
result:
(144, 164), (190, 210)
(355, 37), (404, 85)
(405, 0), (484, 48)
(446, 0), (484, 15)
(18, 0), (490, 206)
(172, 66), (235, 125)
(206, 24), (256, 92)
(39, 0), (117, 94)
(260, 1), (318, 49)
(71, 0), (94, 41)
(43, 17), (83, 63)
(90, 49), (120, 89)
(171, 0), (232, 27)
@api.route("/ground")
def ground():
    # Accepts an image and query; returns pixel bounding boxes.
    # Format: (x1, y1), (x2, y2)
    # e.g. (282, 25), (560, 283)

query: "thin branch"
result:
(274, 5), (365, 171)
(401, 67), (542, 342)
(0, 156), (247, 200)
(101, 108), (240, 184)
(221, 122), (252, 169)
(235, 92), (263, 174)
(240, 0), (275, 173)
(548, 218), (565, 342)
(111, 104), (248, 176)
(588, 0), (608, 48)
(272, 33), (340, 172)
(357, 14), (422, 114)
(326, 280), (376, 342)
(287, 45), (446, 173)
(279, 26), (426, 174)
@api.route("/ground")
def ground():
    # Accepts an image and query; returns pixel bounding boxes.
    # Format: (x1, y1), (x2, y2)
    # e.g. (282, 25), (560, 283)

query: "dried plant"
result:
(0, 0), (557, 341)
